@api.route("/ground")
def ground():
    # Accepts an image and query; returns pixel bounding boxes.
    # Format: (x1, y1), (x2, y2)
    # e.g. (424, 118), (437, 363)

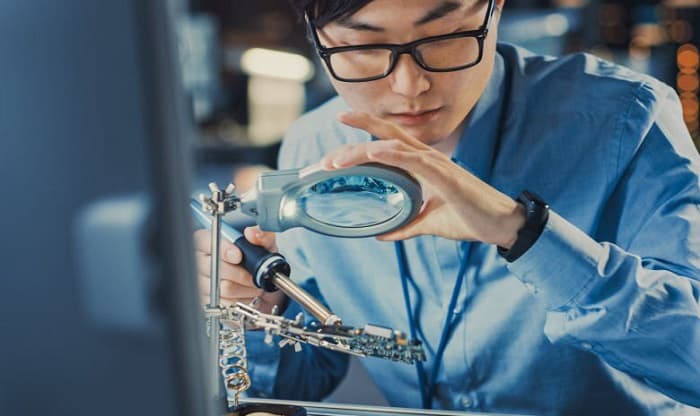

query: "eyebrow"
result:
(335, 1), (465, 32)
(414, 1), (464, 26)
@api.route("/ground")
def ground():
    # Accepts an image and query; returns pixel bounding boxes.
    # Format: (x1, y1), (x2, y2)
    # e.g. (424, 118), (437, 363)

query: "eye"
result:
(450, 25), (470, 34)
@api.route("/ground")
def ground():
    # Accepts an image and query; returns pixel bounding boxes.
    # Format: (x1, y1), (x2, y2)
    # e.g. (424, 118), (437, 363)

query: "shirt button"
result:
(524, 282), (538, 294)
(567, 309), (579, 321)
(581, 342), (593, 350)
(461, 396), (473, 408)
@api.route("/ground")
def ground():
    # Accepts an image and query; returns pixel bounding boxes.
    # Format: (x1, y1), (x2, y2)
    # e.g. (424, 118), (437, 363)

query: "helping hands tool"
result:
(194, 167), (425, 408)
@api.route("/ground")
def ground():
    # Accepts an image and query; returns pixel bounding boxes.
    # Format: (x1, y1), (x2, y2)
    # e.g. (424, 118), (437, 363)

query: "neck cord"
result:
(393, 50), (511, 410)
(395, 240), (471, 409)
(396, 241), (429, 406)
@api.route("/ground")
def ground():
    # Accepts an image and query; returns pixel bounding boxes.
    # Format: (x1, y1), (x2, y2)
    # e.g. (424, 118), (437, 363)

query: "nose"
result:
(388, 53), (430, 98)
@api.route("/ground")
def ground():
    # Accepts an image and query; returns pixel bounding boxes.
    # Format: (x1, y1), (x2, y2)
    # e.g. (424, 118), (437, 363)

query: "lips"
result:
(388, 107), (443, 126)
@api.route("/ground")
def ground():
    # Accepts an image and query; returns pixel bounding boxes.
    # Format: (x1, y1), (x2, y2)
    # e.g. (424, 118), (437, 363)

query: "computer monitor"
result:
(0, 1), (214, 415)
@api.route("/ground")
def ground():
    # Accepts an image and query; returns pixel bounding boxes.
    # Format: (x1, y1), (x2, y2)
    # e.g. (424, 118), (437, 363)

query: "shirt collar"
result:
(451, 50), (507, 183)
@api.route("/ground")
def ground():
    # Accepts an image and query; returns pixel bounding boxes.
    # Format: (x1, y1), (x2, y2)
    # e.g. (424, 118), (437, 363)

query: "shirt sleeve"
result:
(507, 85), (700, 407)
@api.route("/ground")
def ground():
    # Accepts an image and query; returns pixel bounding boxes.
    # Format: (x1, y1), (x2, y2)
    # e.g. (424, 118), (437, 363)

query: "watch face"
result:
(518, 190), (549, 229)
(519, 191), (549, 208)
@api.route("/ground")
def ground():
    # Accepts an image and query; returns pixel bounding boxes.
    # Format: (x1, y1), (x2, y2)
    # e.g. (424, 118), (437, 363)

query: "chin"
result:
(402, 124), (450, 144)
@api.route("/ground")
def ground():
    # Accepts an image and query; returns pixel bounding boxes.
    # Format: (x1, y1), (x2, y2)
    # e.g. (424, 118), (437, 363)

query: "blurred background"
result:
(5, 2), (697, 413)
(179, 0), (700, 190)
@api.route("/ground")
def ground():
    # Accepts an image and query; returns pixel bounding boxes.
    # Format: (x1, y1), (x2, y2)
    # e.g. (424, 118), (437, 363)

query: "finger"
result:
(338, 111), (430, 149)
(243, 226), (277, 252)
(219, 297), (255, 308)
(198, 274), (261, 299)
(194, 229), (243, 263)
(193, 229), (211, 253)
(201, 295), (256, 308)
(362, 145), (455, 186)
(221, 279), (263, 299)
(320, 144), (361, 170)
(196, 251), (251, 283)
(195, 251), (210, 276)
(197, 254), (259, 288)
(195, 248), (242, 276)
(376, 200), (434, 241)
(198, 274), (211, 296)
(193, 229), (243, 264)
(376, 219), (422, 241)
(323, 140), (411, 170)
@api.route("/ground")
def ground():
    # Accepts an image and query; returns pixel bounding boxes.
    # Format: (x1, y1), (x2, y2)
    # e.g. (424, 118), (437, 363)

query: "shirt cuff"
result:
(507, 210), (605, 310)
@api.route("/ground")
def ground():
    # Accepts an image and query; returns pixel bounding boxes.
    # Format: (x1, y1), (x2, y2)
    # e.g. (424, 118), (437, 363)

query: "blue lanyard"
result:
(395, 240), (471, 409)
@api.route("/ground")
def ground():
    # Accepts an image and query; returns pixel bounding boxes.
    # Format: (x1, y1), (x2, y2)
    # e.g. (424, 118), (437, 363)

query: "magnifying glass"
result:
(238, 162), (422, 238)
(193, 163), (422, 326)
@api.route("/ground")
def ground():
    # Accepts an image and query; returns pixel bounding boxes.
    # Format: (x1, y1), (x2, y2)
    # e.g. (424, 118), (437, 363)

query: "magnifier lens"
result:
(299, 175), (405, 228)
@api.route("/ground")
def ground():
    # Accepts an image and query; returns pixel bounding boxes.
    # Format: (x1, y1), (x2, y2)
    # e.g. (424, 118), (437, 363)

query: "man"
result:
(195, 0), (700, 414)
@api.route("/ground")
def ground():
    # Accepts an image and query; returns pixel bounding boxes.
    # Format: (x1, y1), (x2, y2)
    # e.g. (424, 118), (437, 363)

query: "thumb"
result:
(376, 224), (420, 241)
(243, 226), (278, 252)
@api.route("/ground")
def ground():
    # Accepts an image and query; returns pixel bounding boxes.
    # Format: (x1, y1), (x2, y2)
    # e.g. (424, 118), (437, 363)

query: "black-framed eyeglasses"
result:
(306, 0), (496, 83)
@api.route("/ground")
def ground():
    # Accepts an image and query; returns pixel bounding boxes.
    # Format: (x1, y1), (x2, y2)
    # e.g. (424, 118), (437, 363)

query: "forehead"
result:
(342, 0), (475, 27)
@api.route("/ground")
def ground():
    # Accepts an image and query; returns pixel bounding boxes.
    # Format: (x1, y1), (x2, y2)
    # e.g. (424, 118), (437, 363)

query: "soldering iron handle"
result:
(234, 236), (290, 292)
(191, 199), (290, 292)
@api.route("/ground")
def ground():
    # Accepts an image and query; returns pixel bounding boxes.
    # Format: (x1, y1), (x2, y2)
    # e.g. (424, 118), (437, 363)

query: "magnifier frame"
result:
(241, 163), (422, 238)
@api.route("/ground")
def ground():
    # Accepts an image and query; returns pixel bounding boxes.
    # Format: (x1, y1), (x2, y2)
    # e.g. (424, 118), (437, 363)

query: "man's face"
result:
(316, 0), (502, 145)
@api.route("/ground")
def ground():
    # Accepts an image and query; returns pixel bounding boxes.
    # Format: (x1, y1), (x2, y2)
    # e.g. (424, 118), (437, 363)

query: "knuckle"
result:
(417, 149), (432, 163)
(193, 229), (212, 252)
(220, 279), (238, 298)
(264, 231), (276, 241)
(224, 265), (254, 287)
(195, 257), (210, 275)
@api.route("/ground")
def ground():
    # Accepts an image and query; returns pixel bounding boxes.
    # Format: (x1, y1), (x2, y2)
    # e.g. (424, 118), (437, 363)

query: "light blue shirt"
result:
(244, 43), (700, 415)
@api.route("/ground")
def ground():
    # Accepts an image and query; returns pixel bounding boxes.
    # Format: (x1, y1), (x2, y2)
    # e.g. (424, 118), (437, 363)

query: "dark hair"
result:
(288, 0), (374, 28)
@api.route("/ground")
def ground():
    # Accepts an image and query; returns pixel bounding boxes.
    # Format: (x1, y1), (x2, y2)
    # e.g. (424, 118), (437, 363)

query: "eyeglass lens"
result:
(328, 36), (481, 80)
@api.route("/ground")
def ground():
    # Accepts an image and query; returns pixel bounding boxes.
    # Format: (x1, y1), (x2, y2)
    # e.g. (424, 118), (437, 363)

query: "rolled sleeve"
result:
(507, 210), (606, 310)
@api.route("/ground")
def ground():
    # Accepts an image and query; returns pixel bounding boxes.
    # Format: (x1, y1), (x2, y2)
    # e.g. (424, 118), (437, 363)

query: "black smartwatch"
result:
(497, 191), (549, 262)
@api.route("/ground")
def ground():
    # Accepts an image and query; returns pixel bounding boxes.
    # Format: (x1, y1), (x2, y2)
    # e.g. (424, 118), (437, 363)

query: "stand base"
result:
(230, 402), (307, 416)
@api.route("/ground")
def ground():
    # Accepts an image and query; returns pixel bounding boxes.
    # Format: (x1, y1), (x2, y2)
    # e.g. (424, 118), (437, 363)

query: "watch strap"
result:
(498, 191), (549, 262)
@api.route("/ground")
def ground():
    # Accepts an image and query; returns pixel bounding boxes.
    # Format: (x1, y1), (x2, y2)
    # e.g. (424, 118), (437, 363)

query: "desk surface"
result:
(241, 398), (531, 416)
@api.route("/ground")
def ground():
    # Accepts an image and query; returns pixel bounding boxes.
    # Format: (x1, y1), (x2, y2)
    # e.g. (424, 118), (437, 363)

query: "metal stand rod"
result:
(206, 184), (225, 403)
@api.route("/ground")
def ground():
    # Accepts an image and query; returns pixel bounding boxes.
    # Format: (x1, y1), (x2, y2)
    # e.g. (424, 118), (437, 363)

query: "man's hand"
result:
(320, 111), (526, 248)
(194, 226), (287, 314)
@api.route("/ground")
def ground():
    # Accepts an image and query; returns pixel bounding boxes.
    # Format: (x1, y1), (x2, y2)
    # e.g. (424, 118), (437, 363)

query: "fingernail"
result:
(332, 155), (349, 168)
(226, 249), (240, 263)
(320, 157), (333, 170)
